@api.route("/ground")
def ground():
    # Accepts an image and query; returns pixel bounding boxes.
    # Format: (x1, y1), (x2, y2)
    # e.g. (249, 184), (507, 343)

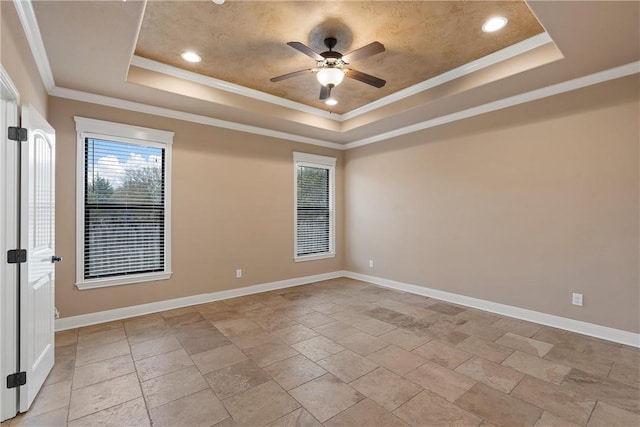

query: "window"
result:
(75, 117), (173, 289)
(294, 152), (336, 261)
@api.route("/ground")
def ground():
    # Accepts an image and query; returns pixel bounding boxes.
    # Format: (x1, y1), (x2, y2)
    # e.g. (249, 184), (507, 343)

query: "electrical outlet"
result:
(572, 293), (583, 307)
(236, 269), (242, 279)
(368, 259), (374, 268)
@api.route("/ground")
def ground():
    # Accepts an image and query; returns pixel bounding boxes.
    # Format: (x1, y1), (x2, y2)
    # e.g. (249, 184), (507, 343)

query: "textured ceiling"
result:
(134, 1), (544, 114)
(28, 0), (639, 144)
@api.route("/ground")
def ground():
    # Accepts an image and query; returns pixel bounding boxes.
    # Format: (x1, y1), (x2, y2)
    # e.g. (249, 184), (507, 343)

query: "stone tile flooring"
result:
(3, 278), (639, 426)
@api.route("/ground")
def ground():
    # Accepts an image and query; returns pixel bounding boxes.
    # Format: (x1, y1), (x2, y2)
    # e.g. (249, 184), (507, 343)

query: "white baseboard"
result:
(56, 270), (640, 348)
(55, 271), (344, 331)
(344, 271), (640, 348)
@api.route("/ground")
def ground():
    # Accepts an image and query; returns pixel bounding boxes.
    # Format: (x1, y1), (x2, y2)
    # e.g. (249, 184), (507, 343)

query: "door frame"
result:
(0, 65), (20, 422)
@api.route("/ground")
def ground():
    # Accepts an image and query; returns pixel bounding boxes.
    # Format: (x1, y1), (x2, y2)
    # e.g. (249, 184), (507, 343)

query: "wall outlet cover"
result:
(572, 293), (583, 307)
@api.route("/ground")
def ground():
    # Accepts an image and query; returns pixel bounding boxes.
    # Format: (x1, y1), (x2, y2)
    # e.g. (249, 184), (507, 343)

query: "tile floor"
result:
(3, 278), (639, 427)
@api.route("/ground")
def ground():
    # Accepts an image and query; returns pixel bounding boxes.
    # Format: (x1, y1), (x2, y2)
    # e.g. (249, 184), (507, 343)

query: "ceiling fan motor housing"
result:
(324, 37), (338, 50)
(320, 37), (344, 63)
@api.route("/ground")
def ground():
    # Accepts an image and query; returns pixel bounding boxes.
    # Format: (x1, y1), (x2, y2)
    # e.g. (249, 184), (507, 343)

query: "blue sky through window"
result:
(87, 138), (162, 188)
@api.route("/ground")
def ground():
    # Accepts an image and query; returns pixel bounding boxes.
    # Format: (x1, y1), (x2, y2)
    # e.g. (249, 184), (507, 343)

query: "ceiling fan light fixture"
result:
(181, 51), (202, 63)
(325, 98), (338, 106)
(316, 67), (345, 87)
(482, 16), (508, 32)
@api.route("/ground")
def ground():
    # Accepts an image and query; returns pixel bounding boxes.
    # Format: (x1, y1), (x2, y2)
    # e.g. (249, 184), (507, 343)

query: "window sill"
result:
(76, 271), (172, 290)
(295, 253), (335, 263)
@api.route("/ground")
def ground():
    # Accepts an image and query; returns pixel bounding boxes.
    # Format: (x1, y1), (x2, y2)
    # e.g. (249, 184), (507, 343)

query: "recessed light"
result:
(482, 16), (508, 33)
(212, 0), (225, 4)
(325, 98), (338, 106)
(181, 51), (202, 63)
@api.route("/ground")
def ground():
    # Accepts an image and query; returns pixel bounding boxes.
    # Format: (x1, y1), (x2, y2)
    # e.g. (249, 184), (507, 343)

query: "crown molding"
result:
(340, 32), (553, 121)
(12, 0), (55, 91)
(49, 86), (345, 150)
(131, 33), (553, 123)
(49, 60), (639, 151)
(344, 61), (640, 150)
(13, 0), (640, 151)
(130, 55), (336, 120)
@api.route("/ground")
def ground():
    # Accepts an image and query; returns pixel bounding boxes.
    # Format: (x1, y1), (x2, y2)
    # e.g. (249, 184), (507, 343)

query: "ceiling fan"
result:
(270, 37), (386, 104)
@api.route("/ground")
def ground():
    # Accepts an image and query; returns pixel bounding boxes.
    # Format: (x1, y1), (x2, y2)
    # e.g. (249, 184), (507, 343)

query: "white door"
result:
(19, 104), (56, 412)
(0, 71), (20, 422)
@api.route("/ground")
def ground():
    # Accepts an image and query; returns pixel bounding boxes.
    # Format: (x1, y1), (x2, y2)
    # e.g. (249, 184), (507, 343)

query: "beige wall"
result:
(49, 97), (344, 317)
(345, 75), (640, 333)
(0, 1), (48, 115)
(4, 0), (638, 334)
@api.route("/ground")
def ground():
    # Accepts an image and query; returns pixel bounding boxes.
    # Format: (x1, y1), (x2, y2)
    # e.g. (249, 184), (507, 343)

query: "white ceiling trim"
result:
(341, 32), (554, 121)
(0, 64), (21, 103)
(132, 33), (553, 123)
(14, 0), (639, 151)
(11, 2), (341, 150)
(48, 61), (638, 151)
(49, 86), (344, 150)
(344, 61), (640, 150)
(131, 55), (336, 120)
(12, 0), (55, 91)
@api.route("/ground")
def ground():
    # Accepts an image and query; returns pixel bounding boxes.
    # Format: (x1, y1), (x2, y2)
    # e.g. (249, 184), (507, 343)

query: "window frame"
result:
(293, 151), (336, 262)
(74, 117), (173, 290)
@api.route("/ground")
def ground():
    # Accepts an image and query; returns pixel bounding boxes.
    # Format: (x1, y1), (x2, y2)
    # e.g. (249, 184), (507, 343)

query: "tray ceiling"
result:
(134, 1), (544, 114)
(28, 0), (638, 145)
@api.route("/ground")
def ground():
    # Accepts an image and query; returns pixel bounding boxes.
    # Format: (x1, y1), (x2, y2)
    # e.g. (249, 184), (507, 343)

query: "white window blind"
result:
(84, 138), (165, 279)
(294, 152), (335, 261)
(75, 117), (173, 289)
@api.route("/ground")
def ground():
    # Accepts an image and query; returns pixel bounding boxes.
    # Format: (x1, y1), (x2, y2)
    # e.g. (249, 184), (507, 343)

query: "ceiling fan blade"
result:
(287, 42), (324, 61)
(270, 69), (312, 82)
(319, 85), (330, 100)
(345, 69), (386, 88)
(342, 42), (385, 63)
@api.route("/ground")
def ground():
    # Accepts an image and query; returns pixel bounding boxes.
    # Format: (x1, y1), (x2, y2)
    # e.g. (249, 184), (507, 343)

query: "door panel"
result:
(19, 104), (55, 412)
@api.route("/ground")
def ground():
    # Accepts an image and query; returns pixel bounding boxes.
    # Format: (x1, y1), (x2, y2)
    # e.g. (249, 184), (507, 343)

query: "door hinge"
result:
(6, 372), (26, 389)
(7, 249), (27, 264)
(8, 126), (27, 142)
